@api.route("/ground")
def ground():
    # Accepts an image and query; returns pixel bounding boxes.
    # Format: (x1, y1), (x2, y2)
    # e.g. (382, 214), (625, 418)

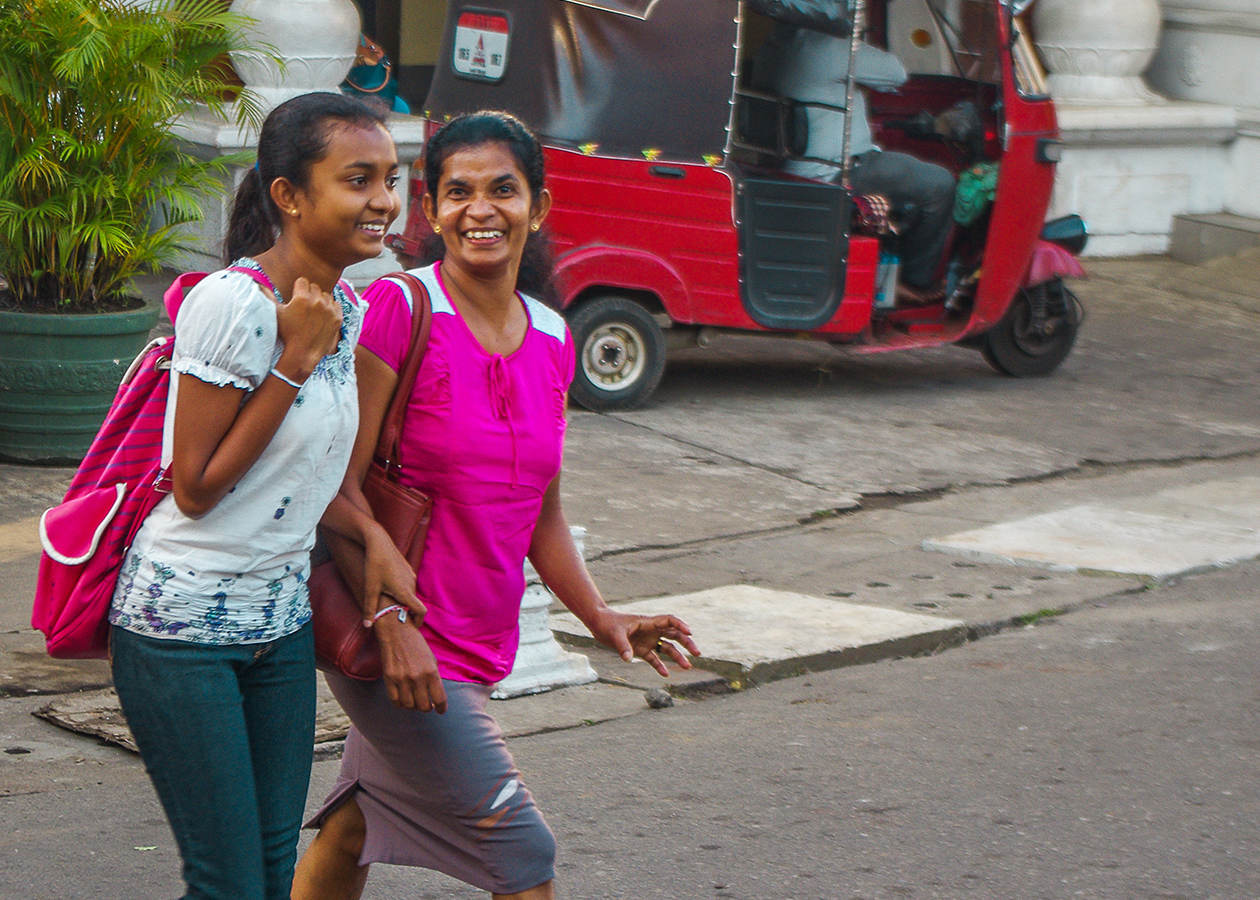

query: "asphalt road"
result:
(2, 250), (1259, 898)
(5, 551), (1256, 900)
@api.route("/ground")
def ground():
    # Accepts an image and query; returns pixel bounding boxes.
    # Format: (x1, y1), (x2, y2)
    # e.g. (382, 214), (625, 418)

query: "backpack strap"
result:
(162, 273), (207, 324)
(162, 265), (277, 324)
(337, 279), (359, 307)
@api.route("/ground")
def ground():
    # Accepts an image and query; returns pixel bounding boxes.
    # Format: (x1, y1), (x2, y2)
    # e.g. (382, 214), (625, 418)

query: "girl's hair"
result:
(419, 111), (558, 307)
(225, 92), (389, 263)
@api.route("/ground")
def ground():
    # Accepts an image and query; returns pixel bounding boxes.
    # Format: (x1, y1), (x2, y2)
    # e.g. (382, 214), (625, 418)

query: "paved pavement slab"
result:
(0, 527), (114, 698)
(552, 584), (965, 689)
(562, 414), (858, 557)
(489, 680), (666, 738)
(923, 476), (1260, 579)
(604, 395), (1081, 498)
(0, 517), (40, 565)
(31, 676), (661, 756)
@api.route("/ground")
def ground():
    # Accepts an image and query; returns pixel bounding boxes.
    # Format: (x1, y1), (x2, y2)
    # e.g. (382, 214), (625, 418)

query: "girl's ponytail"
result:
(225, 165), (275, 262)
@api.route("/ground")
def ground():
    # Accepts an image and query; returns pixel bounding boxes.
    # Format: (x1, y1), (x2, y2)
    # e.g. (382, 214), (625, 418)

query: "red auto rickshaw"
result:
(389, 0), (1087, 410)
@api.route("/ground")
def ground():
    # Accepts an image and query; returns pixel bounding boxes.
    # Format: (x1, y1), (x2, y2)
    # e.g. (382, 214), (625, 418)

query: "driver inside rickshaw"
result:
(752, 22), (957, 305)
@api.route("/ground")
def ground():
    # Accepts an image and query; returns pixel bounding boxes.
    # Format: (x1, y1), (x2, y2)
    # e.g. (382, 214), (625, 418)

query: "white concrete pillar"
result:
(1033, 0), (1240, 254)
(492, 528), (599, 700)
(1146, 0), (1260, 219)
(172, 0), (427, 282)
(227, 0), (361, 110)
(1032, 0), (1166, 103)
(1147, 1), (1260, 107)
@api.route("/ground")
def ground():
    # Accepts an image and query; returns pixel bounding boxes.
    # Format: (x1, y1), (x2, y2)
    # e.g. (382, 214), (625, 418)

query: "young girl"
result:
(108, 92), (400, 900)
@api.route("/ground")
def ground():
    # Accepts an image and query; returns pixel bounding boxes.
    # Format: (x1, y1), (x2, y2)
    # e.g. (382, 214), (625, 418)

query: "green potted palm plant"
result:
(0, 0), (265, 463)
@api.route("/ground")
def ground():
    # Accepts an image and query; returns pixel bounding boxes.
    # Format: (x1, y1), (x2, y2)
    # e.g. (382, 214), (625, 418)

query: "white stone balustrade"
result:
(1033, 0), (1241, 255)
(492, 528), (599, 700)
(1034, 0), (1166, 103)
(228, 0), (361, 110)
(1146, 0), (1260, 220)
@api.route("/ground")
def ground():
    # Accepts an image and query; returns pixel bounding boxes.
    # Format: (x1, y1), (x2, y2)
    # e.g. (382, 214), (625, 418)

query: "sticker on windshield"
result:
(453, 11), (509, 82)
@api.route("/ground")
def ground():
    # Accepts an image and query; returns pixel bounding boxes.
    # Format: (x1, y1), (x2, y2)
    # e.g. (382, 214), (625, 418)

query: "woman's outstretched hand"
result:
(589, 610), (701, 677)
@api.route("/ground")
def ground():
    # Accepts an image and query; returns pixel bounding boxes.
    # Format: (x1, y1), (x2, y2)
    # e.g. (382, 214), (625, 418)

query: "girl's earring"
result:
(432, 224), (441, 234)
(530, 222), (540, 232)
(290, 209), (298, 217)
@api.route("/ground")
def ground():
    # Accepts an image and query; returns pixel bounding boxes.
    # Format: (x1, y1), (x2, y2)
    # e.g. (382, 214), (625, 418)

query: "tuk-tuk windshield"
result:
(889, 0), (1001, 83)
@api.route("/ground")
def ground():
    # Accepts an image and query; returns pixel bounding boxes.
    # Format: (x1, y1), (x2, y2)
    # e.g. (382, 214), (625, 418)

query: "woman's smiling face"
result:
(423, 141), (549, 280)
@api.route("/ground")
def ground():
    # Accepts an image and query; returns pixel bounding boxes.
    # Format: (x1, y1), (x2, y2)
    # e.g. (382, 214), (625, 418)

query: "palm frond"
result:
(0, 0), (277, 310)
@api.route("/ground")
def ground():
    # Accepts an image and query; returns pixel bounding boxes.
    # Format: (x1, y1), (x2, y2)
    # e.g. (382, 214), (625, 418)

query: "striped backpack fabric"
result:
(32, 266), (272, 658)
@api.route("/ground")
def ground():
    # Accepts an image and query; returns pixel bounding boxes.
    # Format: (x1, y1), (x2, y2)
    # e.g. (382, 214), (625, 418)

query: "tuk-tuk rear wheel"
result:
(567, 296), (666, 411)
(981, 280), (1081, 378)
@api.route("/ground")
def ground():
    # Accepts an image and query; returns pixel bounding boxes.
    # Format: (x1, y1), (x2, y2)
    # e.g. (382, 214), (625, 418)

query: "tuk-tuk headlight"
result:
(1036, 138), (1064, 164)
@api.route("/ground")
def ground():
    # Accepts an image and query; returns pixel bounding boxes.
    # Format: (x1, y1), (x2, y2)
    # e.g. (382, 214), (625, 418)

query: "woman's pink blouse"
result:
(358, 264), (574, 684)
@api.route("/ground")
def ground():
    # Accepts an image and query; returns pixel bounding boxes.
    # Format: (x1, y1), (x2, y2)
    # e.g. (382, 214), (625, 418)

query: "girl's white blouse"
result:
(110, 263), (362, 644)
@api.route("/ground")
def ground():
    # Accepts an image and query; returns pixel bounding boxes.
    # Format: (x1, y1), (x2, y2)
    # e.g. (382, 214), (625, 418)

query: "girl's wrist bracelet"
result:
(270, 367), (305, 390)
(370, 604), (407, 626)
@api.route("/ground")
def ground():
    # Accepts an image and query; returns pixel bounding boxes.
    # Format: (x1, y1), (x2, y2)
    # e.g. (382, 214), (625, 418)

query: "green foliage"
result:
(0, 0), (266, 311)
(1014, 607), (1063, 627)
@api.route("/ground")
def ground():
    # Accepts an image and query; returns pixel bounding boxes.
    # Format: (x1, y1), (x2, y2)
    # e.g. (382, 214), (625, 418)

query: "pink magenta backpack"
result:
(33, 266), (277, 658)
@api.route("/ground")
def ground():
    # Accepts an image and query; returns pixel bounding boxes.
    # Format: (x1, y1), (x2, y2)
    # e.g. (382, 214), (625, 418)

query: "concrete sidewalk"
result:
(2, 249), (1259, 751)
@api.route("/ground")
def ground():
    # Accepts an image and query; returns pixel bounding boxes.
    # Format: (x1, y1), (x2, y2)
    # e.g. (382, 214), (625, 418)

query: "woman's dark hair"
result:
(419, 111), (558, 308)
(225, 92), (389, 263)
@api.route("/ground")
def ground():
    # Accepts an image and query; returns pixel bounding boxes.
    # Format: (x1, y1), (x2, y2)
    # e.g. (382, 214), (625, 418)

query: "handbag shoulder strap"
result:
(375, 271), (432, 468)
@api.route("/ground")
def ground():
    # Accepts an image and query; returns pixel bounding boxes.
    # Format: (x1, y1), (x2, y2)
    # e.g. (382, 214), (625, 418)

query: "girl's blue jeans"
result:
(110, 623), (316, 900)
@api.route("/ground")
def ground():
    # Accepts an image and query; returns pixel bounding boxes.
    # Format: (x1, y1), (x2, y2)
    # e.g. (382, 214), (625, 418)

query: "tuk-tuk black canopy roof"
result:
(423, 1), (854, 163)
(424, 0), (743, 162)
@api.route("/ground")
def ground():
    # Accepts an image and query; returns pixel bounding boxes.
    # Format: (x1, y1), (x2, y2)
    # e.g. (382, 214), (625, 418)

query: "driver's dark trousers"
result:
(849, 149), (957, 289)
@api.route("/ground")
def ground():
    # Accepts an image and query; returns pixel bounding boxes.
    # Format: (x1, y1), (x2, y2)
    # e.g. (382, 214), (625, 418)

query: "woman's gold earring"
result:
(432, 224), (441, 234)
(530, 222), (540, 232)
(290, 209), (298, 216)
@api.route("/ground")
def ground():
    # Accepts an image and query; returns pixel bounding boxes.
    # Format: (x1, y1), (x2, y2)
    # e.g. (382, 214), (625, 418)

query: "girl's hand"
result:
(589, 610), (701, 677)
(360, 524), (427, 626)
(274, 277), (342, 380)
(375, 617), (447, 713)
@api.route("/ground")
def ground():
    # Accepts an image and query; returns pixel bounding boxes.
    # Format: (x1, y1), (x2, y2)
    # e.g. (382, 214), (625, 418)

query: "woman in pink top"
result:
(294, 112), (701, 900)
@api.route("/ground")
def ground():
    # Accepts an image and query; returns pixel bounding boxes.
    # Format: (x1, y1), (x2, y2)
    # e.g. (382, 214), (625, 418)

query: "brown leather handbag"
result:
(309, 272), (433, 680)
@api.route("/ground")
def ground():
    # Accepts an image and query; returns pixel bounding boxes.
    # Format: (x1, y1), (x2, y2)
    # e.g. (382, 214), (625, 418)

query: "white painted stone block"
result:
(552, 585), (964, 688)
(923, 476), (1260, 580)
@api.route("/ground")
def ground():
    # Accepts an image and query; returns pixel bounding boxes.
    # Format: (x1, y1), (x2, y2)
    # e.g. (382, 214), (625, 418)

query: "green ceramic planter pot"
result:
(0, 299), (162, 465)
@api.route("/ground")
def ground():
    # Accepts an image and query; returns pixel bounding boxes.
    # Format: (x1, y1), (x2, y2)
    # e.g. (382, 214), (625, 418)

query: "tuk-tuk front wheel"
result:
(981, 279), (1082, 378)
(567, 296), (666, 411)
